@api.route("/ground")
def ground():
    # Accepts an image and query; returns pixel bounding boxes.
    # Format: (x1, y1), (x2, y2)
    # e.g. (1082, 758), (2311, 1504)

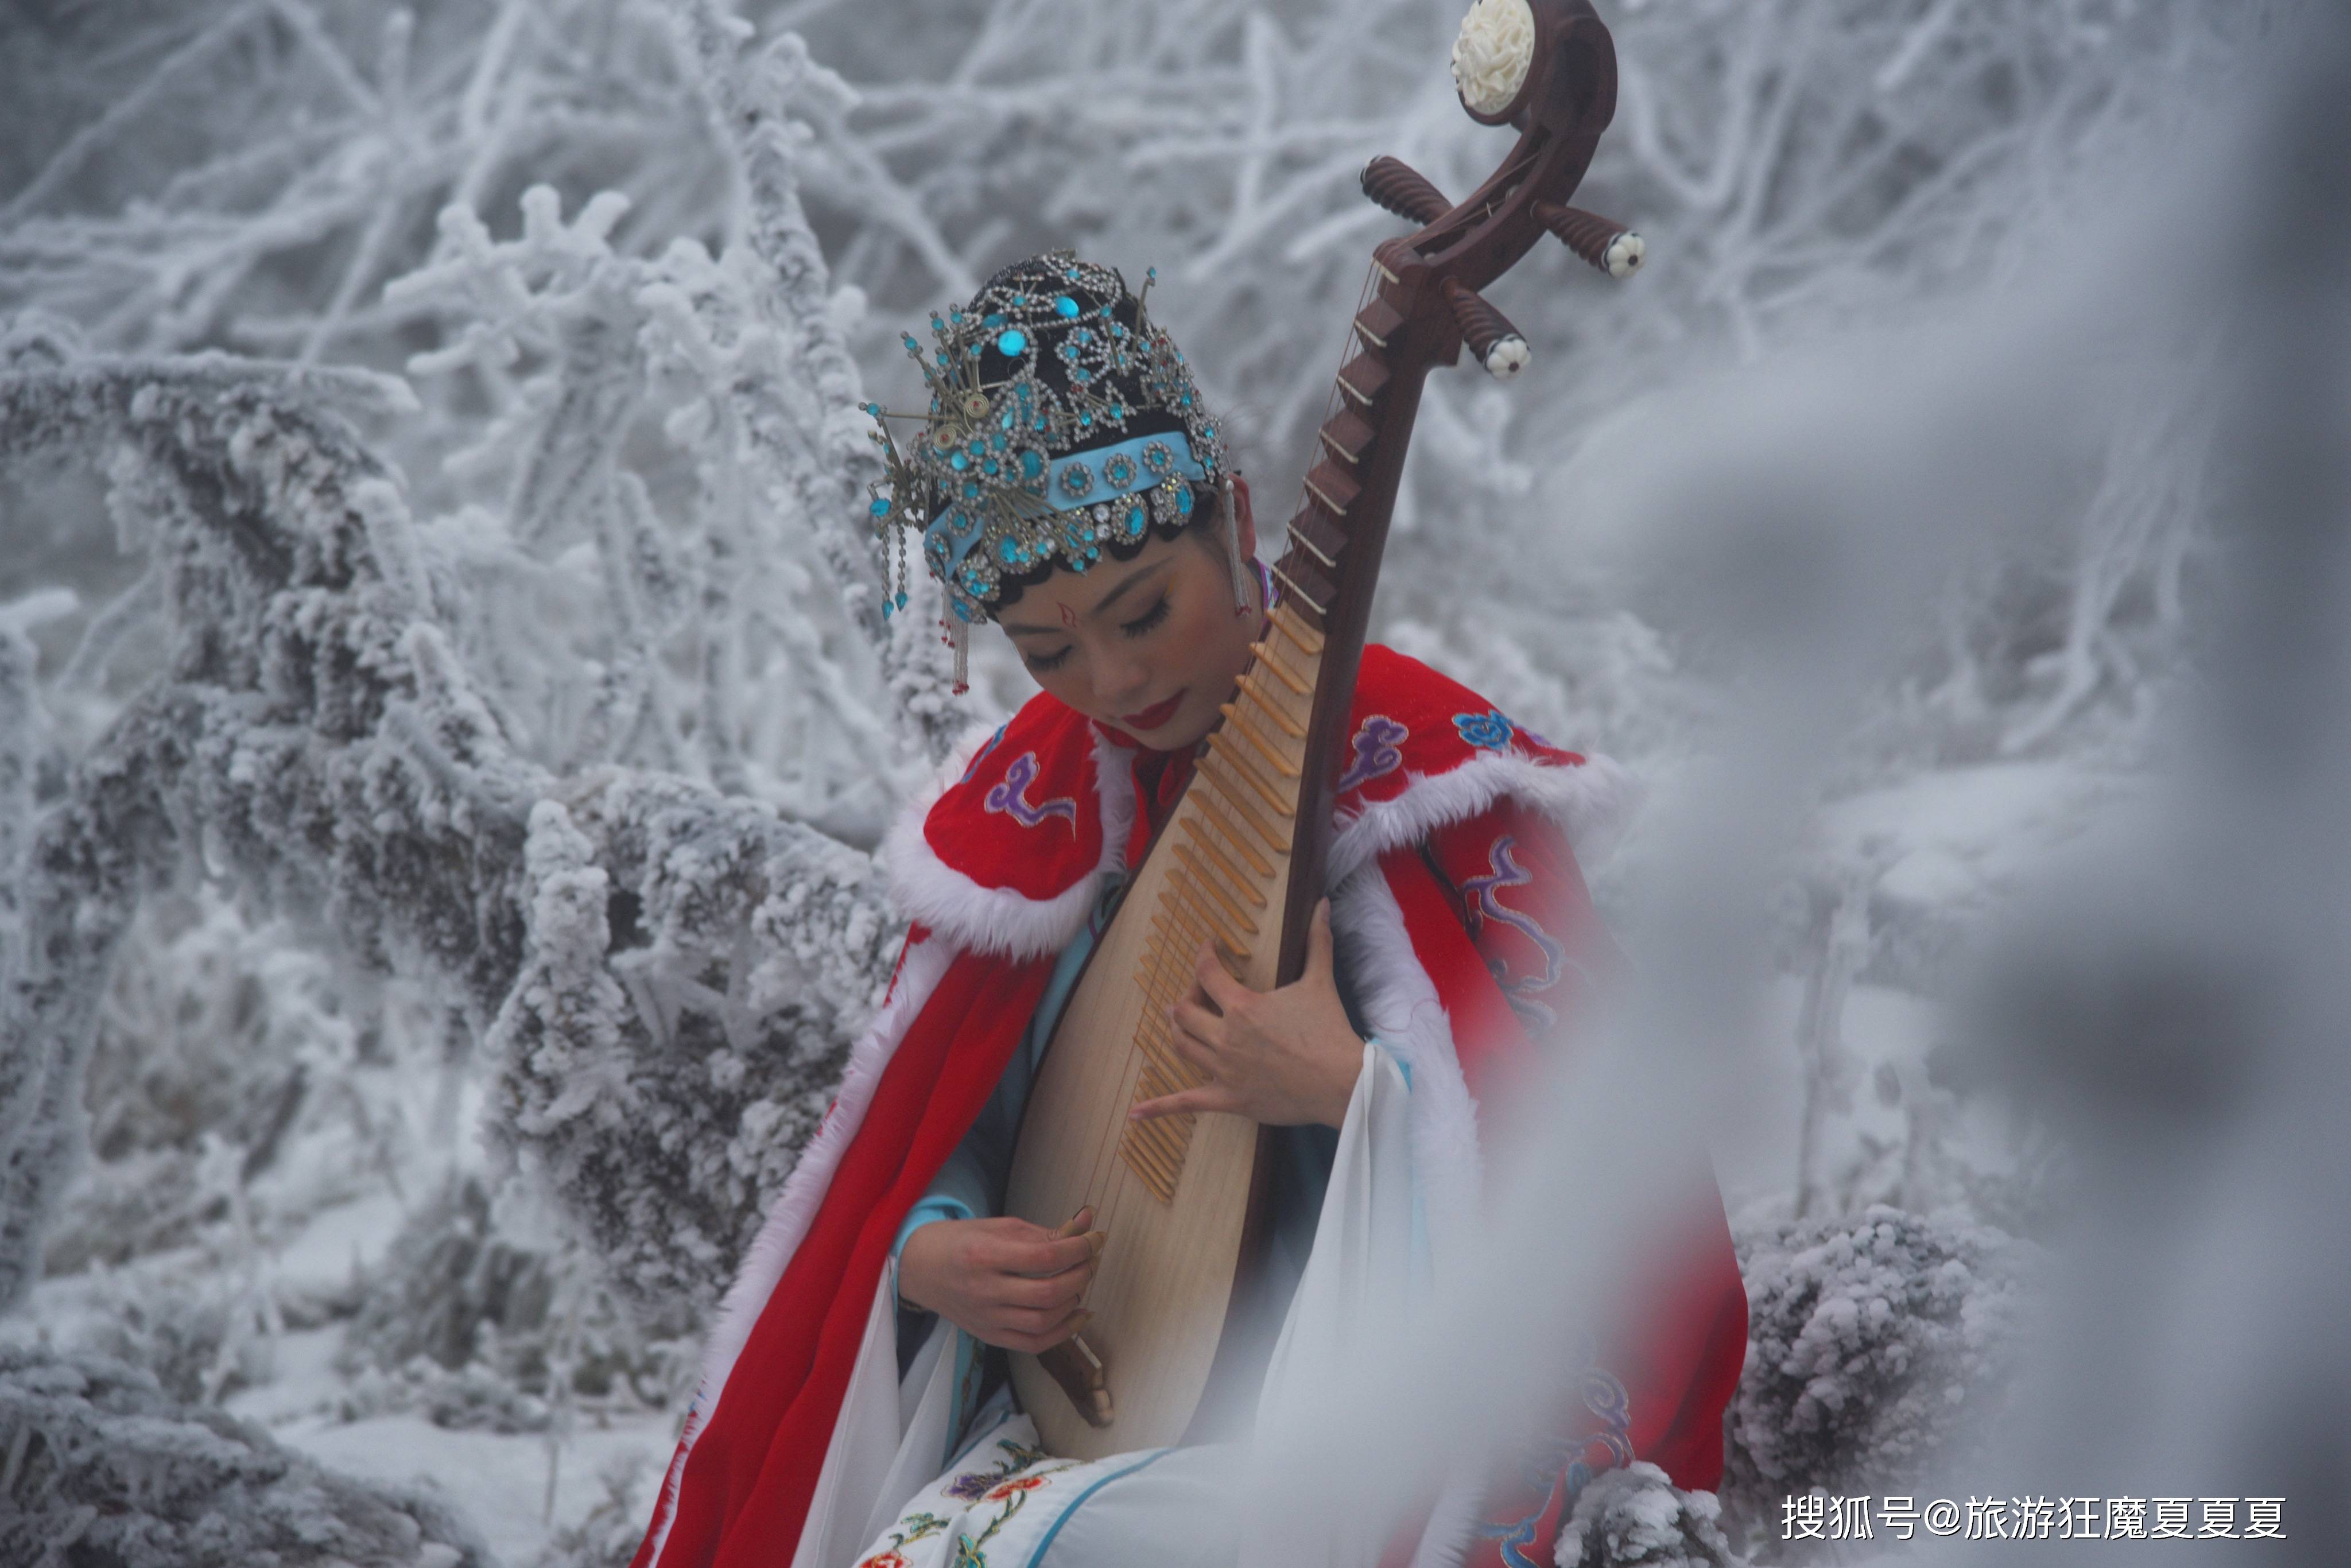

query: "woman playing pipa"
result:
(634, 5), (1744, 1565)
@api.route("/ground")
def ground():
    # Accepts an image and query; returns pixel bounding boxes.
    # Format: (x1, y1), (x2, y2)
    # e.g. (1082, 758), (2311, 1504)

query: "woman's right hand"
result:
(897, 1207), (1104, 1353)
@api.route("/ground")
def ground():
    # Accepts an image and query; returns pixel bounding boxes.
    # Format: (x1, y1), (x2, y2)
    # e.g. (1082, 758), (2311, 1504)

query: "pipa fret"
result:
(1196, 794), (1273, 877)
(1178, 817), (1265, 906)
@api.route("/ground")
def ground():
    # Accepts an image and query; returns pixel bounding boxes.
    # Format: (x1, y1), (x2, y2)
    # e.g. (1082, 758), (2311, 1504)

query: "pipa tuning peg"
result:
(1441, 278), (1529, 381)
(1533, 201), (1647, 280)
(1360, 156), (1452, 227)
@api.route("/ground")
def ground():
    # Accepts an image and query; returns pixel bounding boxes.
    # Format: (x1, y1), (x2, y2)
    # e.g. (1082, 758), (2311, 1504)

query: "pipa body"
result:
(1004, 610), (1326, 1459)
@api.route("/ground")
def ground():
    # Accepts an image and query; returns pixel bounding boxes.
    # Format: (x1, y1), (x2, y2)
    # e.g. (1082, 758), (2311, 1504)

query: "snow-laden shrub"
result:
(0, 1344), (491, 1567)
(341, 1173), (553, 1384)
(46, 891), (347, 1275)
(336, 1171), (693, 1432)
(486, 778), (897, 1323)
(57, 1260), (282, 1410)
(1720, 1206), (2040, 1555)
(530, 1457), (653, 1568)
(1554, 1461), (1740, 1568)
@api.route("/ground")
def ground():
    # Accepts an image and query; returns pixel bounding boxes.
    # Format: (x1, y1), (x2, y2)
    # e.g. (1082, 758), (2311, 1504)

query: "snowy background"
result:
(2, 0), (2342, 1563)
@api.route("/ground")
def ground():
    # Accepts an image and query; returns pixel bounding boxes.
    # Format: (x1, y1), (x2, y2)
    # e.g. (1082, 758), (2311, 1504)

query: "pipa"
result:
(1002, 0), (1641, 1459)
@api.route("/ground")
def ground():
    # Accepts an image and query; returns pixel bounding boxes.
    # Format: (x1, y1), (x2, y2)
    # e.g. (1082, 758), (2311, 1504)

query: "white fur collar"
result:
(882, 724), (1137, 963)
(884, 724), (1633, 961)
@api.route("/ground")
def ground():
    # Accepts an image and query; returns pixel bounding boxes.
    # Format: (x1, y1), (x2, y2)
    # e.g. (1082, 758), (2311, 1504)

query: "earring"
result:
(1221, 476), (1249, 612)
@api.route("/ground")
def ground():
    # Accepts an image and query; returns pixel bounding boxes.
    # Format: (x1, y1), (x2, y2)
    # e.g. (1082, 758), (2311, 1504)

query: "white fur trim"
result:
(1327, 751), (1639, 890)
(880, 726), (1137, 962)
(1328, 865), (1493, 1568)
(640, 930), (955, 1567)
(1329, 865), (1484, 1262)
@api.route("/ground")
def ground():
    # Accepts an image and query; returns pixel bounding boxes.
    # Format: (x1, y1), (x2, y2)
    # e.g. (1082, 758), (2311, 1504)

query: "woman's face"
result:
(996, 476), (1262, 751)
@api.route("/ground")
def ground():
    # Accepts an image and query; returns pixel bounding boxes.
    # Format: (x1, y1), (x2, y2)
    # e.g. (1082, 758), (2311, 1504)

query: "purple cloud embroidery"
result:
(1337, 715), (1409, 794)
(1460, 834), (1568, 1031)
(983, 751), (1077, 828)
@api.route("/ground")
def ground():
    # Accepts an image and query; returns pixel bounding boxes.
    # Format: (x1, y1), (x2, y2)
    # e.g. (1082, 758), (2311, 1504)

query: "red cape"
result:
(637, 646), (1745, 1568)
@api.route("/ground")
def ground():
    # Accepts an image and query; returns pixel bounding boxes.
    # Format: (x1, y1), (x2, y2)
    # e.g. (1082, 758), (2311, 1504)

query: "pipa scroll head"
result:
(1452, 0), (1539, 126)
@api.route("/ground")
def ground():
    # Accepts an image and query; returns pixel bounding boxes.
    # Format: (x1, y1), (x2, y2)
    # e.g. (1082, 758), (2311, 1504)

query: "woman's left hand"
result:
(1132, 899), (1364, 1130)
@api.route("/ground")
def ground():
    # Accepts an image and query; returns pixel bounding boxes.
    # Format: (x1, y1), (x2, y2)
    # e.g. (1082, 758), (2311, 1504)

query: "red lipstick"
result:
(1121, 690), (1186, 731)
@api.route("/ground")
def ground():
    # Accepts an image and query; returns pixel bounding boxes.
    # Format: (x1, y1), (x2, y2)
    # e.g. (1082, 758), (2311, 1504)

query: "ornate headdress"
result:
(863, 251), (1238, 690)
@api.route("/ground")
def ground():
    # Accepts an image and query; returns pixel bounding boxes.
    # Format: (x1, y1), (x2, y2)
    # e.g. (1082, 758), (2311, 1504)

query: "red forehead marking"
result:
(1059, 603), (1078, 629)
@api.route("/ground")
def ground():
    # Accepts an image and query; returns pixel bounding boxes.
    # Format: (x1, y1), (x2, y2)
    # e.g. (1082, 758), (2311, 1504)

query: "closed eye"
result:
(1022, 645), (1073, 673)
(1121, 596), (1171, 638)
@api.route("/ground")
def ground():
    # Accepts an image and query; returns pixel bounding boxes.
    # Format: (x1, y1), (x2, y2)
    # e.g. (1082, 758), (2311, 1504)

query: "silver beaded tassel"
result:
(949, 615), (970, 694)
(1221, 476), (1249, 611)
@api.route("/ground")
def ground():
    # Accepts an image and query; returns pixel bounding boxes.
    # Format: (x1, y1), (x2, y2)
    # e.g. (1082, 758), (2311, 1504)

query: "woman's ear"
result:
(1230, 473), (1259, 561)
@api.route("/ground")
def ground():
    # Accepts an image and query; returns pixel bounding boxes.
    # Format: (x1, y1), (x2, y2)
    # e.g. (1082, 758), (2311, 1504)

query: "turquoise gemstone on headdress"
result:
(1054, 295), (1079, 318)
(1176, 486), (1194, 516)
(997, 329), (1027, 355)
(949, 452), (968, 470)
(999, 539), (1019, 564)
(984, 313), (1005, 328)
(869, 498), (890, 516)
(895, 591), (908, 610)
(1021, 452), (1043, 478)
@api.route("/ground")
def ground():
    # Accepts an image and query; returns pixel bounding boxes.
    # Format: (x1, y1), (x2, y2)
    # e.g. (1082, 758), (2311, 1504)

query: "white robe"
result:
(804, 1038), (1419, 1568)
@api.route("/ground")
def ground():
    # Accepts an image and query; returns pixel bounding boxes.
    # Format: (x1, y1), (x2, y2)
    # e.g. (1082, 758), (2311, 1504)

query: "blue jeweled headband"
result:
(922, 430), (1211, 597)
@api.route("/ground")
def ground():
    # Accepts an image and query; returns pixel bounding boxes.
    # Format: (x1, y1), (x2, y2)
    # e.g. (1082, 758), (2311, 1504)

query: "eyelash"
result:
(1023, 596), (1170, 674)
